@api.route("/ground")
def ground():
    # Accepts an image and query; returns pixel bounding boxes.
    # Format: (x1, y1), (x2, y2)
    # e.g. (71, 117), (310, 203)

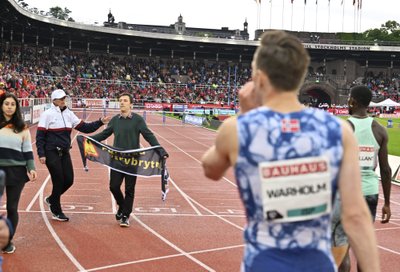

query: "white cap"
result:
(51, 89), (67, 100)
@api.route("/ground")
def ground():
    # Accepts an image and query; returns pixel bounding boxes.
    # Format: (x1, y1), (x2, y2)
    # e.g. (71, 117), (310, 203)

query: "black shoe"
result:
(115, 209), (123, 221)
(44, 196), (51, 207)
(119, 216), (130, 227)
(2, 242), (15, 254)
(52, 212), (69, 222)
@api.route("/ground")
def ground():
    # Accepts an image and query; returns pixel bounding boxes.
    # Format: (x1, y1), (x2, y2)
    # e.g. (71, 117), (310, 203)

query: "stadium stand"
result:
(0, 0), (400, 109)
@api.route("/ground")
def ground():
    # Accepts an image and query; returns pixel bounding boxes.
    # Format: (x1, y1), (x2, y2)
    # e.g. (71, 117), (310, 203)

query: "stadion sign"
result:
(303, 44), (371, 51)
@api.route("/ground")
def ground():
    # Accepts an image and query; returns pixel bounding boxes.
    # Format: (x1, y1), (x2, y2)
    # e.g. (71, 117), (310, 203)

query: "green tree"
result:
(48, 6), (74, 22)
(338, 20), (400, 43)
(364, 28), (389, 41)
(381, 20), (400, 33)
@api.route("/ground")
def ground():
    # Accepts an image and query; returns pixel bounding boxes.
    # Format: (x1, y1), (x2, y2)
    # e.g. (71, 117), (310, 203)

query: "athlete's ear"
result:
(255, 69), (268, 90)
(347, 96), (354, 107)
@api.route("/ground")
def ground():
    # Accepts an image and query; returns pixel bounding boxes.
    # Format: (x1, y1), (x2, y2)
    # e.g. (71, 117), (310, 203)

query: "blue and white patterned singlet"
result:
(235, 107), (343, 272)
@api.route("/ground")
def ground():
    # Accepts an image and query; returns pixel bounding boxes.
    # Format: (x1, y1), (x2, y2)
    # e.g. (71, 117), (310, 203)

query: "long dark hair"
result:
(0, 92), (26, 133)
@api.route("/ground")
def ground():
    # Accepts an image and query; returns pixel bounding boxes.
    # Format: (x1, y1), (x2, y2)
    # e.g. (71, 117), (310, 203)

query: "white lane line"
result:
(168, 176), (202, 215)
(164, 126), (214, 149)
(131, 143), (201, 215)
(131, 215), (216, 272)
(25, 174), (51, 211)
(378, 245), (400, 255)
(183, 195), (244, 231)
(15, 210), (246, 218)
(152, 131), (237, 188)
(84, 243), (243, 272)
(151, 125), (243, 229)
(29, 123), (38, 145)
(376, 227), (400, 231)
(39, 190), (87, 271)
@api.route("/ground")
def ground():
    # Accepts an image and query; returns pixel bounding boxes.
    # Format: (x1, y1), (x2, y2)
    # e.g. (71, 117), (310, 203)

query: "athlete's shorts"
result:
(365, 194), (378, 219)
(331, 194), (378, 247)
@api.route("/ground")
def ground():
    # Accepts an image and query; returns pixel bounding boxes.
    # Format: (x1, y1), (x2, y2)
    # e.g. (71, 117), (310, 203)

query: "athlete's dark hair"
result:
(119, 93), (133, 104)
(0, 92), (26, 133)
(350, 85), (372, 108)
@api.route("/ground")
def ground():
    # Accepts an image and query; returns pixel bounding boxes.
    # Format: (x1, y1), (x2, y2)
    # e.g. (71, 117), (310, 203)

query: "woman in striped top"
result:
(0, 92), (37, 254)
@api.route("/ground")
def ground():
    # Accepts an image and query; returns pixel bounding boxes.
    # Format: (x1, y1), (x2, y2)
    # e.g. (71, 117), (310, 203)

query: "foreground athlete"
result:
(201, 30), (380, 272)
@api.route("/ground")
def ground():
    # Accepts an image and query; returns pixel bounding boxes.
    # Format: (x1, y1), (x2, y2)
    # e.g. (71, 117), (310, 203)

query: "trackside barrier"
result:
(391, 164), (400, 186)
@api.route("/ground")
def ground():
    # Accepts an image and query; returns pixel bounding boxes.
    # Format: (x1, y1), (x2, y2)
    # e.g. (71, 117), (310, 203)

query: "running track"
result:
(2, 110), (399, 271)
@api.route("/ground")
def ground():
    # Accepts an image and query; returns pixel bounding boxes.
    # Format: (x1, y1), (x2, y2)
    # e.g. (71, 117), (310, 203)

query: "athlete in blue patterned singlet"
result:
(202, 30), (380, 272)
(236, 107), (342, 271)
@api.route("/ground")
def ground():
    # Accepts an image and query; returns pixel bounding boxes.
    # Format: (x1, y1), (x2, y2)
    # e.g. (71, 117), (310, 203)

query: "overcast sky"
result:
(24, 0), (399, 39)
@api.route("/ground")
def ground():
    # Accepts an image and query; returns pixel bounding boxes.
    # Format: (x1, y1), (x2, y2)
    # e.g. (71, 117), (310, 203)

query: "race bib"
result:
(259, 156), (331, 223)
(358, 145), (376, 168)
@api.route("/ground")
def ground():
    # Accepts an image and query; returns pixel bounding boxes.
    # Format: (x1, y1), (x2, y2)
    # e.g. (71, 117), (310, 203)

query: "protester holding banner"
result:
(0, 92), (37, 253)
(331, 85), (392, 272)
(201, 31), (379, 272)
(90, 93), (168, 227)
(36, 89), (109, 222)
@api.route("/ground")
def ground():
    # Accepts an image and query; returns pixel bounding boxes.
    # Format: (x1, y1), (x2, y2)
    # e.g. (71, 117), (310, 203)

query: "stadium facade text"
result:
(304, 44), (371, 51)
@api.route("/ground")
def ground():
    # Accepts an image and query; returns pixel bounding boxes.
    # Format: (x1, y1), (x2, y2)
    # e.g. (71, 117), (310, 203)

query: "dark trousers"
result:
(6, 182), (25, 233)
(110, 170), (137, 216)
(45, 149), (74, 214)
(365, 194), (378, 221)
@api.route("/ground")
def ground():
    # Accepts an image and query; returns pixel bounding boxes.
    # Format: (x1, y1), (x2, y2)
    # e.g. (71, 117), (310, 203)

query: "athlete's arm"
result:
(339, 120), (380, 272)
(373, 121), (392, 223)
(201, 117), (238, 180)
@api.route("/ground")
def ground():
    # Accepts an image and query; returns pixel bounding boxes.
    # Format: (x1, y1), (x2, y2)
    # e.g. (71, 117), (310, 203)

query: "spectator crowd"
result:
(1, 46), (399, 107)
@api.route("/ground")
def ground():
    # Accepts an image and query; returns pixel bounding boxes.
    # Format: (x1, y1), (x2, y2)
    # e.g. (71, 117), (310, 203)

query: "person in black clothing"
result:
(36, 89), (110, 222)
(90, 93), (168, 227)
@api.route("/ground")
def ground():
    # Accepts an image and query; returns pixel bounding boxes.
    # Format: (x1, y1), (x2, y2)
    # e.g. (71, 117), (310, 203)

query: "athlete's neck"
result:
(351, 108), (368, 118)
(263, 92), (304, 113)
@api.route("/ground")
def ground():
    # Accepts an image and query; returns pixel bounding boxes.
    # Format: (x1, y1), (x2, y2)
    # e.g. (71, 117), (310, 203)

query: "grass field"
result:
(339, 116), (400, 156)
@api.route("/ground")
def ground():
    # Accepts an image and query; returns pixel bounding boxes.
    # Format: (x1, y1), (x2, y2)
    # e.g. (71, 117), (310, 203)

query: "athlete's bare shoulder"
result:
(371, 119), (388, 146)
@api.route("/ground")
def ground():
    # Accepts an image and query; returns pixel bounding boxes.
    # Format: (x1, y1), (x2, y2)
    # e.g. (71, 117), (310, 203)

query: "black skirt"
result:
(0, 166), (29, 186)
